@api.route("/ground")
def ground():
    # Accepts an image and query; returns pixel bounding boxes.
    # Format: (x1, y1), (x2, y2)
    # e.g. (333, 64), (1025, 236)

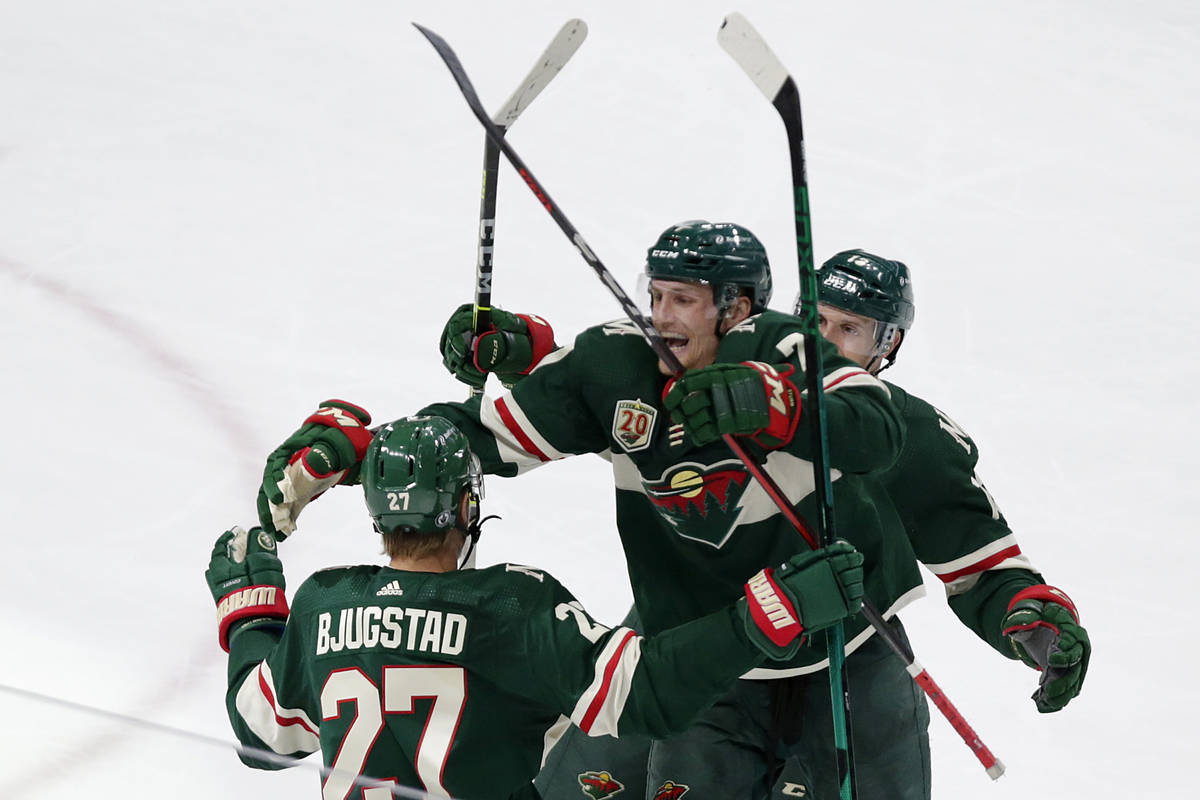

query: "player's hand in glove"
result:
(740, 540), (865, 660)
(205, 525), (289, 652)
(663, 361), (801, 449)
(257, 400), (374, 539)
(1001, 585), (1091, 713)
(439, 303), (558, 389)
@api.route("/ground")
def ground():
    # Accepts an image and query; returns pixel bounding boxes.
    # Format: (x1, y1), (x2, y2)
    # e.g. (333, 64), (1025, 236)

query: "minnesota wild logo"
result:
(578, 770), (625, 799)
(652, 780), (689, 800)
(643, 459), (749, 549)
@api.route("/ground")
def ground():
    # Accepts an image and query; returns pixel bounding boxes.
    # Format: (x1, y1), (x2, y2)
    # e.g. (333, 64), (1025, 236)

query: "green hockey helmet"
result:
(361, 415), (482, 536)
(644, 220), (773, 313)
(812, 249), (916, 372)
(813, 249), (915, 329)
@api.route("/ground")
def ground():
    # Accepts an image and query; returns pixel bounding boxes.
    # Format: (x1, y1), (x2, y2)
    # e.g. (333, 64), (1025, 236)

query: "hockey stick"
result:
(470, 19), (587, 398)
(717, 13), (856, 797)
(719, 13), (1005, 781)
(412, 22), (817, 551)
(412, 21), (1004, 782)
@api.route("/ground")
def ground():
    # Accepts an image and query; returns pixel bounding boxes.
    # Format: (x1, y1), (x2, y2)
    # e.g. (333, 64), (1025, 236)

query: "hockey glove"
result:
(205, 525), (288, 653)
(740, 540), (865, 660)
(256, 399), (373, 538)
(439, 303), (558, 389)
(662, 362), (801, 449)
(1001, 585), (1091, 713)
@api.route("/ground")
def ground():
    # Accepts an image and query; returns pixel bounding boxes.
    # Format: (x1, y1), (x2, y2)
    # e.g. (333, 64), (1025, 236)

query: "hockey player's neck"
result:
(389, 549), (460, 574)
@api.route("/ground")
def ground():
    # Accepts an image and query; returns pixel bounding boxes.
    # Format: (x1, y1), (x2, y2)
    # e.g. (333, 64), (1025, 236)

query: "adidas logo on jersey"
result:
(376, 580), (404, 597)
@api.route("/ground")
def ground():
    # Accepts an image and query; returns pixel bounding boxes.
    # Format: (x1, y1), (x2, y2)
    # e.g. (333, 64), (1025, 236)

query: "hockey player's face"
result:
(649, 279), (723, 373)
(818, 304), (881, 371)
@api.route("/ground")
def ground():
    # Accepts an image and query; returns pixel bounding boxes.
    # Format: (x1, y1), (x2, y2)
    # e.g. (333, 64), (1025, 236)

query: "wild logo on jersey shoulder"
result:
(612, 400), (656, 452)
(642, 459), (749, 549)
(653, 780), (689, 800)
(578, 770), (625, 799)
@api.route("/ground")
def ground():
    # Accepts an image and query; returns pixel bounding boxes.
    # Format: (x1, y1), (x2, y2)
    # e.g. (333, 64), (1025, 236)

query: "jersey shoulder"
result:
(291, 564), (384, 613)
(574, 318), (657, 358)
(441, 563), (573, 620)
(883, 381), (980, 466)
(717, 310), (806, 361)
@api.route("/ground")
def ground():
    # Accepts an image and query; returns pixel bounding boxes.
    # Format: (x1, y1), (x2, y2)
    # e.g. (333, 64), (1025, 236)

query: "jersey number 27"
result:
(321, 665), (466, 800)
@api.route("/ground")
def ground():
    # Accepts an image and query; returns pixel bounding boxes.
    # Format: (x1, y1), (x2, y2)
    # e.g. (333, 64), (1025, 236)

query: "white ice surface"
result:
(1, 0), (1197, 797)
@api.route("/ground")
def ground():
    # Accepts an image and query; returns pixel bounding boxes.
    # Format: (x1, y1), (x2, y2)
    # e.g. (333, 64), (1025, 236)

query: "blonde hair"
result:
(381, 528), (459, 560)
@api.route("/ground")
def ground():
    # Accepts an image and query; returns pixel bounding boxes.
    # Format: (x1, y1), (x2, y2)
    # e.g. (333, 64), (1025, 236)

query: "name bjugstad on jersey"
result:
(315, 606), (468, 656)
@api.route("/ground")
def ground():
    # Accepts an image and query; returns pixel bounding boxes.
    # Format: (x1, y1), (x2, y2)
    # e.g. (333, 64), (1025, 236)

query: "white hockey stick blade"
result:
(717, 12), (789, 101)
(492, 18), (588, 127)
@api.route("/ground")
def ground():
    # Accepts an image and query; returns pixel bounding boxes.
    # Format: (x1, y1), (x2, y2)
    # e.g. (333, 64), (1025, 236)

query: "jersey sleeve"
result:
(489, 570), (764, 739)
(419, 339), (610, 477)
(224, 581), (322, 769)
(883, 390), (1043, 655)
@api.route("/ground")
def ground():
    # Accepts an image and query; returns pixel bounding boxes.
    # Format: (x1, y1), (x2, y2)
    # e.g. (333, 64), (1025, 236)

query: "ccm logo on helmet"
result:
(649, 249), (679, 259)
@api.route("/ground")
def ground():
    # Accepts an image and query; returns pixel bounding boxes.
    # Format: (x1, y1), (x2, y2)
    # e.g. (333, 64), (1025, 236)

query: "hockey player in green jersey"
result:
(435, 246), (1093, 799)
(219, 414), (867, 800)
(754, 249), (1094, 800)
(254, 221), (928, 798)
(812, 248), (1091, 713)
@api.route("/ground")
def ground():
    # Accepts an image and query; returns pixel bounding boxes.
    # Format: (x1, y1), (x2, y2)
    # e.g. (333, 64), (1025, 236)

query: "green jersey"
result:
(423, 311), (924, 676)
(881, 383), (1042, 655)
(225, 562), (764, 800)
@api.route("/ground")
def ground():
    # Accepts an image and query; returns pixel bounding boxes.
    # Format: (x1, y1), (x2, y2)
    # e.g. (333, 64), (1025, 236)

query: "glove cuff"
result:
(1006, 584), (1079, 623)
(217, 585), (289, 653)
(305, 400), (375, 462)
(742, 362), (801, 449)
(744, 567), (804, 648)
(514, 313), (557, 374)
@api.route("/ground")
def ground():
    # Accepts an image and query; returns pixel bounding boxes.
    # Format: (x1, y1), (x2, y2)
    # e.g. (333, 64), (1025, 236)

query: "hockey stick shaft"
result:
(471, 19), (587, 396)
(719, 13), (1003, 781)
(718, 14), (854, 797)
(415, 24), (801, 500)
(414, 22), (1003, 781)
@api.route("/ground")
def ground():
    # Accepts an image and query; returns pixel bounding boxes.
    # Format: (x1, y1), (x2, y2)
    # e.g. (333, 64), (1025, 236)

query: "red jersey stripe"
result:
(257, 666), (320, 737)
(579, 630), (638, 733)
(495, 397), (551, 462)
(937, 545), (1023, 583)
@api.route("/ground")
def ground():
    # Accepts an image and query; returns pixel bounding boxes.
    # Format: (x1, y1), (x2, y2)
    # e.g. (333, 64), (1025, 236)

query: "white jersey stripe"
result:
(570, 627), (643, 737)
(497, 394), (566, 460)
(822, 365), (890, 397)
(234, 661), (321, 755)
(943, 554), (1037, 597)
(529, 343), (571, 373)
(479, 396), (554, 472)
(742, 583), (927, 679)
(924, 534), (1033, 578)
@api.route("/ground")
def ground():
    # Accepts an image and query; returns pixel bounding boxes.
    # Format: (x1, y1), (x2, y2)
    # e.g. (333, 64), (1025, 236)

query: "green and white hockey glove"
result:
(205, 525), (288, 653)
(439, 303), (558, 389)
(1001, 585), (1090, 713)
(662, 361), (801, 449)
(256, 399), (373, 538)
(739, 540), (865, 660)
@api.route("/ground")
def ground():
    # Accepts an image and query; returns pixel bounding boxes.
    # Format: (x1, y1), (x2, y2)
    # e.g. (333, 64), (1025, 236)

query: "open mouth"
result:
(661, 332), (689, 355)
